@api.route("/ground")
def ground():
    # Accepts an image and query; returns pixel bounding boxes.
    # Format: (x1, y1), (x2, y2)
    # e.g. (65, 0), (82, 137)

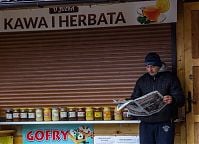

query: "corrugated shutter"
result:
(0, 24), (173, 108)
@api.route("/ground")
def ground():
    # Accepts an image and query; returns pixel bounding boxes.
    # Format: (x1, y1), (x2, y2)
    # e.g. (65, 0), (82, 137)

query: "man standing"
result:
(131, 52), (185, 144)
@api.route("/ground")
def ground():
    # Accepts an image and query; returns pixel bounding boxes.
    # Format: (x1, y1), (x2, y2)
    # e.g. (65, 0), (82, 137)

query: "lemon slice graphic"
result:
(156, 0), (170, 13)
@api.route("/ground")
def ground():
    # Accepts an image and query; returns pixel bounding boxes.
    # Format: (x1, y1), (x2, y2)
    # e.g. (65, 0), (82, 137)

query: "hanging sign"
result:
(0, 0), (177, 32)
(22, 124), (93, 144)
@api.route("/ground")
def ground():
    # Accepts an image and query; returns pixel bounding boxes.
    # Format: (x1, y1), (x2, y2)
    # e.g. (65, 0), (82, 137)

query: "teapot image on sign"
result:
(137, 0), (170, 24)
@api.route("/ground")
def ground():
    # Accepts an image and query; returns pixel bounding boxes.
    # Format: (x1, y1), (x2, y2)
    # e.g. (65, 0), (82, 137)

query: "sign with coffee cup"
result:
(137, 0), (172, 24)
(0, 0), (176, 32)
(137, 6), (163, 23)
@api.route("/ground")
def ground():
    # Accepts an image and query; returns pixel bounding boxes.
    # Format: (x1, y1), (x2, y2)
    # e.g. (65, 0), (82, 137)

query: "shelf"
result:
(0, 130), (16, 136)
(0, 120), (140, 125)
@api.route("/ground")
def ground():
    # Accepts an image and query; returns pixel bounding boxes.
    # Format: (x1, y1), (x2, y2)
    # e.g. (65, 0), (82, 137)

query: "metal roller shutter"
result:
(0, 24), (174, 108)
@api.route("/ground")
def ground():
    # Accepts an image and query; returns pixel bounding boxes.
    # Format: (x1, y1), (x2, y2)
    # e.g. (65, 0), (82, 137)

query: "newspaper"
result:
(114, 91), (166, 116)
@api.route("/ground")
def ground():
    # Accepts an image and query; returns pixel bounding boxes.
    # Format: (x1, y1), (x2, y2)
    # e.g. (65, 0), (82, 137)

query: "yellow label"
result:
(114, 111), (122, 120)
(103, 112), (111, 120)
(44, 109), (51, 121)
(94, 112), (102, 117)
(86, 111), (94, 120)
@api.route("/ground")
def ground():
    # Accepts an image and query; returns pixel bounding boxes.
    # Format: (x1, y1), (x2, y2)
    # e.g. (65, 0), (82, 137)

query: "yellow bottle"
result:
(103, 107), (111, 121)
(86, 107), (94, 121)
(43, 107), (51, 121)
(156, 0), (170, 13)
(114, 106), (122, 121)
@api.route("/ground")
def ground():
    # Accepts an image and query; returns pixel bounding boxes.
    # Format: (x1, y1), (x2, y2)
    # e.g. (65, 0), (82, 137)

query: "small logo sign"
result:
(49, 6), (79, 14)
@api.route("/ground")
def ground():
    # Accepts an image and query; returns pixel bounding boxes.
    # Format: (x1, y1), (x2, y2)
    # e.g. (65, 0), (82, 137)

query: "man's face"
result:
(146, 65), (160, 76)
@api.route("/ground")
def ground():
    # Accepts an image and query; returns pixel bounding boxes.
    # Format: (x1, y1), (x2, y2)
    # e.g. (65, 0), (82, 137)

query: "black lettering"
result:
(59, 16), (69, 27)
(88, 14), (96, 25)
(38, 17), (48, 28)
(14, 18), (24, 29)
(52, 16), (55, 28)
(23, 17), (38, 28)
(107, 12), (116, 24)
(97, 13), (108, 25)
(4, 18), (13, 30)
(78, 15), (87, 26)
(70, 15), (77, 27)
(115, 12), (126, 24)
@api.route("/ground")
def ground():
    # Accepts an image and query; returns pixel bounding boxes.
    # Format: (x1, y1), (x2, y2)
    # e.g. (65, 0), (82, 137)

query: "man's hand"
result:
(163, 95), (173, 104)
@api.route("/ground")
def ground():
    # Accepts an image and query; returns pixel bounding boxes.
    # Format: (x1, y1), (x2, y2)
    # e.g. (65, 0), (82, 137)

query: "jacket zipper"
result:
(153, 76), (156, 91)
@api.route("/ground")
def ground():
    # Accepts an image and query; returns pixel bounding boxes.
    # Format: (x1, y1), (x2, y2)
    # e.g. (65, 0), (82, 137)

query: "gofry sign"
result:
(22, 124), (93, 144)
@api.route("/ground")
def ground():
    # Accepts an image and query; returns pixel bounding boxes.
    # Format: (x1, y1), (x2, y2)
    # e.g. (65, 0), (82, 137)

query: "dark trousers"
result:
(139, 121), (175, 144)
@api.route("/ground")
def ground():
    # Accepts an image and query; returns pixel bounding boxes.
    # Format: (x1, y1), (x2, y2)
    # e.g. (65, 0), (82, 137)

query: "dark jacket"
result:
(131, 71), (185, 123)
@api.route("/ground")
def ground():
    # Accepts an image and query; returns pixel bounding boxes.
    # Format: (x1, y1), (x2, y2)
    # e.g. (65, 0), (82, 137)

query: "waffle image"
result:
(68, 129), (87, 144)
(78, 126), (93, 138)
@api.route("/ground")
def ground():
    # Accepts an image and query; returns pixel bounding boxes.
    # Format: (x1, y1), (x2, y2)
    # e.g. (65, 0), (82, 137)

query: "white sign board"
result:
(0, 0), (177, 32)
(94, 136), (139, 144)
(115, 136), (140, 144)
(94, 136), (115, 144)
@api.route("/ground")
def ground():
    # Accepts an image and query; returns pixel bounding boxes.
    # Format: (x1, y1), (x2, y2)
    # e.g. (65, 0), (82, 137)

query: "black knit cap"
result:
(144, 52), (162, 67)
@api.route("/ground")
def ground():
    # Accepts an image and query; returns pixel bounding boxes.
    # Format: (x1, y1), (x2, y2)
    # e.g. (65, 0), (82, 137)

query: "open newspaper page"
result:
(114, 91), (166, 116)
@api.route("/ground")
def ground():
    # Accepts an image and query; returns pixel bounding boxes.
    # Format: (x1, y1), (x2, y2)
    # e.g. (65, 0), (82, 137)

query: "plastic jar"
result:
(103, 107), (111, 121)
(94, 107), (103, 120)
(13, 108), (20, 122)
(85, 107), (94, 121)
(35, 108), (43, 121)
(5, 109), (13, 121)
(114, 107), (122, 121)
(122, 108), (131, 120)
(28, 108), (36, 121)
(52, 107), (59, 121)
(44, 107), (51, 121)
(20, 108), (28, 121)
(77, 107), (85, 121)
(60, 107), (68, 121)
(68, 107), (77, 121)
